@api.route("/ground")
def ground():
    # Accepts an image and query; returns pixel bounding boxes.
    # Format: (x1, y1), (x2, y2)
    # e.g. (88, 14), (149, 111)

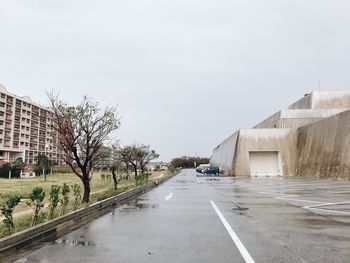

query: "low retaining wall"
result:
(0, 172), (177, 257)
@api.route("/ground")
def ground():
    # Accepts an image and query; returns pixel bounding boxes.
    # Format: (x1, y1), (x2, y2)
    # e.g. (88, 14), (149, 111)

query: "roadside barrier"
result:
(0, 172), (178, 257)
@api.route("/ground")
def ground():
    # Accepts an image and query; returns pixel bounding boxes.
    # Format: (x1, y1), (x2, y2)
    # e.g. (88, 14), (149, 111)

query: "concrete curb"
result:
(0, 172), (178, 256)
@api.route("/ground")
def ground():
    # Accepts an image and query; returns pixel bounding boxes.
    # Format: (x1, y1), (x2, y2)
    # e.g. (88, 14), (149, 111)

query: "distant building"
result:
(0, 84), (64, 165)
(95, 144), (119, 170)
(211, 90), (350, 179)
(146, 161), (168, 171)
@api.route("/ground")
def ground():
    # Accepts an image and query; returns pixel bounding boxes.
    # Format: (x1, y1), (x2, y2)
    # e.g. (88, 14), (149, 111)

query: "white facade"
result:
(0, 84), (64, 164)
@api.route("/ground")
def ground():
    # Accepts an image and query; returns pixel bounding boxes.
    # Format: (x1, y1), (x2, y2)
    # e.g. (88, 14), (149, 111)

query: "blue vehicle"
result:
(202, 166), (220, 175)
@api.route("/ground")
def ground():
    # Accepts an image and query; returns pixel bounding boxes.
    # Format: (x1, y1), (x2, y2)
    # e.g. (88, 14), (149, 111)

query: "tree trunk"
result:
(124, 162), (130, 180)
(132, 164), (137, 178)
(112, 168), (118, 190)
(81, 175), (91, 203)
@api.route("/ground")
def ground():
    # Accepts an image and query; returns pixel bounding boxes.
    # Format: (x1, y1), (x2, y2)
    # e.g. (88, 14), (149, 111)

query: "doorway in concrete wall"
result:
(249, 151), (282, 177)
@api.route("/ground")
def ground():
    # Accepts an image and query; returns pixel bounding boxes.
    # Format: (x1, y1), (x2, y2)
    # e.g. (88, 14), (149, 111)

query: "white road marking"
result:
(210, 201), (255, 263)
(165, 192), (173, 201)
(197, 178), (201, 184)
(304, 201), (350, 215)
(260, 191), (350, 216)
(304, 207), (350, 215)
(276, 197), (324, 204)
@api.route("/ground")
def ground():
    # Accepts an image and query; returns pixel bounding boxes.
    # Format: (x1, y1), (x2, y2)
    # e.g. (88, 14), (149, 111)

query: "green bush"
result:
(71, 184), (81, 211)
(47, 185), (61, 220)
(26, 187), (46, 227)
(135, 172), (151, 186)
(59, 183), (70, 216)
(1, 195), (21, 235)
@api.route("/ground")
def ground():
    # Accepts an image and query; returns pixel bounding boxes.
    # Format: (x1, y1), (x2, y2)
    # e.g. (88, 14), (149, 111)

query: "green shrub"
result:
(26, 187), (46, 227)
(60, 183), (70, 216)
(47, 185), (61, 220)
(1, 195), (21, 235)
(135, 172), (151, 186)
(71, 184), (81, 211)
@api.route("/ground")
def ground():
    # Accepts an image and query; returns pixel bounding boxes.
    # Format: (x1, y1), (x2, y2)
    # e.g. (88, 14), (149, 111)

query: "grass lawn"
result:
(0, 170), (167, 237)
(0, 171), (166, 214)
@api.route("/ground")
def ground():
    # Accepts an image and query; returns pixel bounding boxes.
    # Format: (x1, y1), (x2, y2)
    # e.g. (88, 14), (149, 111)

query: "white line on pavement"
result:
(276, 197), (324, 204)
(210, 201), (255, 263)
(165, 192), (173, 201)
(197, 178), (201, 184)
(304, 201), (350, 215)
(260, 191), (350, 216)
(304, 207), (350, 215)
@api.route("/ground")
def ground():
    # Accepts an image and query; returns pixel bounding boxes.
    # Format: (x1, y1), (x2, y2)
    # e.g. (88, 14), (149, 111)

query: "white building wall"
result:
(0, 84), (64, 165)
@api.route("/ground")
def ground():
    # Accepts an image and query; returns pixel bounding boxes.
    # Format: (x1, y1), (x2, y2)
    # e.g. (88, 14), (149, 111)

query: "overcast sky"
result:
(1, 1), (350, 161)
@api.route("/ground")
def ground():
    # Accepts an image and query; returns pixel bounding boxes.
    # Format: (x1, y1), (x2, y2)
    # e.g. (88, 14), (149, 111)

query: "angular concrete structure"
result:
(211, 91), (350, 178)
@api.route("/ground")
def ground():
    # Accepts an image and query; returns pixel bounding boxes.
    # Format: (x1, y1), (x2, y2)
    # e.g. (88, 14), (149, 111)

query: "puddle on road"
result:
(175, 179), (189, 184)
(56, 239), (95, 247)
(118, 199), (160, 212)
(135, 203), (159, 209)
(232, 207), (249, 211)
(205, 178), (220, 181)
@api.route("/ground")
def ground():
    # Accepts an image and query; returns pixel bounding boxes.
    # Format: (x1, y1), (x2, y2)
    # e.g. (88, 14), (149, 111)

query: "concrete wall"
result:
(288, 91), (350, 110)
(254, 109), (346, 129)
(210, 131), (239, 175)
(233, 129), (295, 176)
(294, 110), (350, 179)
(312, 91), (350, 109)
(288, 93), (313, 109)
(211, 90), (350, 178)
(210, 129), (296, 176)
(253, 111), (281, 129)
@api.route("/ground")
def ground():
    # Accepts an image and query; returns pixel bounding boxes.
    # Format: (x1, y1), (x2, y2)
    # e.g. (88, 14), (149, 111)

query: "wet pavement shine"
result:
(8, 169), (350, 263)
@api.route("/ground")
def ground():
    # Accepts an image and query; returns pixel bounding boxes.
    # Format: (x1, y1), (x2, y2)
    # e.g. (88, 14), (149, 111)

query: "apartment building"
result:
(0, 84), (64, 165)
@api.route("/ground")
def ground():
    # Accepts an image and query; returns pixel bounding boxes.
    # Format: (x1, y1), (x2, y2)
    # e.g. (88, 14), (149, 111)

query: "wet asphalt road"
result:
(11, 169), (350, 263)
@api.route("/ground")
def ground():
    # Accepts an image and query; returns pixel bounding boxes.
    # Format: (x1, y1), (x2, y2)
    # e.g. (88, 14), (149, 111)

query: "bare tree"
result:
(117, 144), (159, 182)
(116, 145), (137, 180)
(48, 94), (120, 203)
(137, 145), (160, 173)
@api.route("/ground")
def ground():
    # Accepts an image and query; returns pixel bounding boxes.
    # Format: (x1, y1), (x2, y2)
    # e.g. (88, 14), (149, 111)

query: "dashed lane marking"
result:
(165, 192), (173, 201)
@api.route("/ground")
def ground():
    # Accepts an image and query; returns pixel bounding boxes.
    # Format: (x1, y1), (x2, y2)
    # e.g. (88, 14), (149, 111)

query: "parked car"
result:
(202, 166), (220, 175)
(196, 164), (210, 173)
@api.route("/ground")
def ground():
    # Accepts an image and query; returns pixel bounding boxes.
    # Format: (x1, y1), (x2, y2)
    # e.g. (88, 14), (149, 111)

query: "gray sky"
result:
(1, 0), (350, 161)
